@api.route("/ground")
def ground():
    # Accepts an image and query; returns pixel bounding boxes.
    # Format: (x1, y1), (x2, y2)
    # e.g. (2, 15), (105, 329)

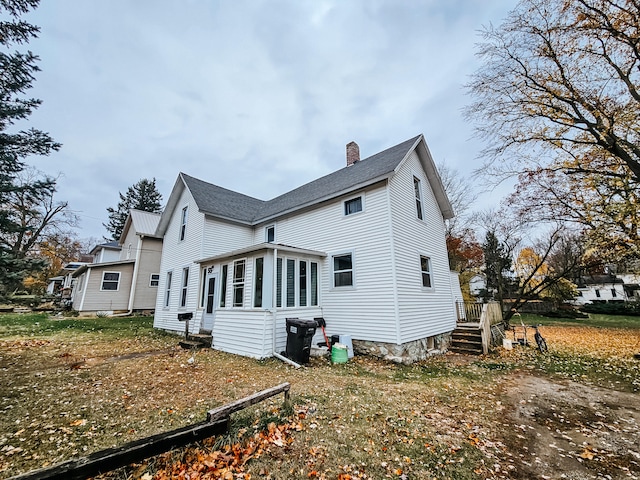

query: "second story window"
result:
(179, 206), (188, 241)
(344, 196), (362, 216)
(266, 226), (275, 243)
(414, 176), (423, 220)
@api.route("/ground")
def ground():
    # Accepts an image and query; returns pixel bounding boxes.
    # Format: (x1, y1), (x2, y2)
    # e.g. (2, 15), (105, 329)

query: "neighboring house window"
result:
(179, 206), (188, 241)
(266, 226), (275, 243)
(577, 291), (583, 296)
(164, 271), (172, 307)
(333, 253), (353, 287)
(78, 274), (85, 292)
(414, 176), (423, 220)
(254, 257), (264, 308)
(310, 262), (318, 306)
(127, 243), (132, 259)
(344, 196), (362, 216)
(233, 260), (245, 307)
(220, 264), (228, 308)
(286, 259), (295, 307)
(276, 258), (283, 308)
(180, 267), (189, 307)
(299, 260), (307, 306)
(420, 256), (432, 288)
(150, 274), (160, 287)
(595, 289), (601, 298)
(611, 288), (617, 298)
(101, 272), (120, 291)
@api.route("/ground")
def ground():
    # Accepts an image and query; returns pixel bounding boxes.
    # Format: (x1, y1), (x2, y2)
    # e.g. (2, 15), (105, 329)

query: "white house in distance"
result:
(89, 240), (121, 263)
(71, 210), (162, 315)
(153, 135), (459, 363)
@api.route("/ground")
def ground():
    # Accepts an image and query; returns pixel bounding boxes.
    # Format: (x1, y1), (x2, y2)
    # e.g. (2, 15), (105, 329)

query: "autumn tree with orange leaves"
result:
(466, 0), (640, 267)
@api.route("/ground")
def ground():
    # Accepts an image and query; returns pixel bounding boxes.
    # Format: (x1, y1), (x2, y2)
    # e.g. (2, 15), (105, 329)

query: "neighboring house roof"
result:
(89, 240), (121, 255)
(157, 135), (453, 235)
(120, 209), (162, 243)
(576, 275), (624, 287)
(72, 259), (135, 277)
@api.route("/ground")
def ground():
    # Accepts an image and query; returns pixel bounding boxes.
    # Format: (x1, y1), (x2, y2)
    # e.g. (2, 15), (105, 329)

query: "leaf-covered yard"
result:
(0, 314), (639, 479)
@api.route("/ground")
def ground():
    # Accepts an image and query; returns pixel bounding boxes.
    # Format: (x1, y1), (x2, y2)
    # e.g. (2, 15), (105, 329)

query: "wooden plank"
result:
(207, 382), (291, 422)
(9, 419), (229, 480)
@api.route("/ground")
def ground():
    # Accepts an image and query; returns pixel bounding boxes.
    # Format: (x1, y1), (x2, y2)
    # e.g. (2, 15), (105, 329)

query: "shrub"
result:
(580, 301), (640, 316)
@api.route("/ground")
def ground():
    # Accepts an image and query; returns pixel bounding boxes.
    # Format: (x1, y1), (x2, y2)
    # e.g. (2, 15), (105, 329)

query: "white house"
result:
(573, 274), (629, 305)
(153, 135), (459, 362)
(89, 241), (121, 263)
(71, 210), (162, 315)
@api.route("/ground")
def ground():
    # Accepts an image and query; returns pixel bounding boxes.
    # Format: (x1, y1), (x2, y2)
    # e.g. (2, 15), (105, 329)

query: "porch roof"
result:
(196, 242), (326, 264)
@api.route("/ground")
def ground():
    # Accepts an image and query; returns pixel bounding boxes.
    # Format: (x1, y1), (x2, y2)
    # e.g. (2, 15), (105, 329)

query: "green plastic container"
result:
(331, 344), (348, 364)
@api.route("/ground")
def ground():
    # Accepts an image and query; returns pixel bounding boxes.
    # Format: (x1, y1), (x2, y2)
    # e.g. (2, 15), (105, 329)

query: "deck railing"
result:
(455, 301), (504, 354)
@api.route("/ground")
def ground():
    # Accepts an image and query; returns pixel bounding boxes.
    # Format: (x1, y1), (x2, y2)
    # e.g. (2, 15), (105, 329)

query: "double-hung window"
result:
(420, 256), (432, 288)
(333, 253), (353, 287)
(164, 271), (172, 307)
(150, 273), (160, 287)
(180, 267), (189, 307)
(179, 206), (188, 241)
(344, 196), (362, 216)
(101, 272), (120, 291)
(233, 260), (245, 307)
(414, 176), (423, 220)
(219, 264), (228, 307)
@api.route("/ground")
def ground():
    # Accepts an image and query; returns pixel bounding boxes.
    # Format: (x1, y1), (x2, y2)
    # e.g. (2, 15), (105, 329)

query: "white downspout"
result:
(114, 236), (143, 317)
(270, 247), (301, 368)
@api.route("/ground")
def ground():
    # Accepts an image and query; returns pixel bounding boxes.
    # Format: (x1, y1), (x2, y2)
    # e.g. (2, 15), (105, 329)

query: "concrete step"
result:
(179, 339), (205, 350)
(190, 334), (213, 348)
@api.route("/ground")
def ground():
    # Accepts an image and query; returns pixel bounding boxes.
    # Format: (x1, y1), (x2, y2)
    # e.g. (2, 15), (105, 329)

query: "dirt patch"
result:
(501, 373), (640, 479)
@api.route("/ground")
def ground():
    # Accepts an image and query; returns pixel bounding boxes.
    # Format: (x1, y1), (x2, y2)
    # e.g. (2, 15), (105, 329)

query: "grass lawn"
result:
(1, 313), (639, 479)
(517, 311), (640, 330)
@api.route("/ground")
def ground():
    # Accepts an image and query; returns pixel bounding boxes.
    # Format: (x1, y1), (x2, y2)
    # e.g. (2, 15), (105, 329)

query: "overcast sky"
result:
(22, 1), (514, 241)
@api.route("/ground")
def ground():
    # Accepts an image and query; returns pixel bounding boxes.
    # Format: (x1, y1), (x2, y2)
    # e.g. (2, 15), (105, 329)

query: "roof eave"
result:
(196, 242), (326, 264)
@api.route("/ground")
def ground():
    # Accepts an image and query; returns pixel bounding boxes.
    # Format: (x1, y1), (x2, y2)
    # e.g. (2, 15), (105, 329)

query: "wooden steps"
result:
(450, 326), (483, 355)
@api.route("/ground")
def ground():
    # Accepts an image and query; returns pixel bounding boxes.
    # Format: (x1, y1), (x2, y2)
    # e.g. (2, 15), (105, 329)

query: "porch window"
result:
(150, 273), (160, 287)
(276, 258), (282, 308)
(220, 264), (228, 308)
(233, 260), (245, 307)
(164, 271), (172, 307)
(420, 256), (432, 288)
(344, 196), (362, 216)
(333, 253), (353, 287)
(254, 257), (264, 308)
(179, 206), (188, 241)
(101, 272), (120, 291)
(180, 267), (189, 307)
(414, 176), (423, 220)
(310, 262), (318, 306)
(299, 260), (307, 306)
(286, 259), (295, 307)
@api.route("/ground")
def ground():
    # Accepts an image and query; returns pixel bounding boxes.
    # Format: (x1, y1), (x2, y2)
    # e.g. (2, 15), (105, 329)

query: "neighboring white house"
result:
(573, 275), (627, 305)
(153, 135), (459, 362)
(70, 210), (162, 315)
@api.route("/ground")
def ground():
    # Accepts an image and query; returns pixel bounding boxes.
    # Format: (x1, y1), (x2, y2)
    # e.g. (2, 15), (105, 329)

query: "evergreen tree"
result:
(482, 231), (512, 306)
(104, 178), (163, 240)
(0, 0), (61, 296)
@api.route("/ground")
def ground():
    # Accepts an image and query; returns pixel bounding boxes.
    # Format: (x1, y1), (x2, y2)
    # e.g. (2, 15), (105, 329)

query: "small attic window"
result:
(266, 225), (275, 243)
(344, 196), (363, 216)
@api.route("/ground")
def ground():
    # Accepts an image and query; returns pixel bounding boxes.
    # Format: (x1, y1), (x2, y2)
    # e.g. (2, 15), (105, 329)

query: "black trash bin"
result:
(285, 318), (317, 364)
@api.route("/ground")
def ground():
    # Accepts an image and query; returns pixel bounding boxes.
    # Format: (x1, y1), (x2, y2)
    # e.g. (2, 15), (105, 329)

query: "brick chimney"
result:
(346, 141), (360, 166)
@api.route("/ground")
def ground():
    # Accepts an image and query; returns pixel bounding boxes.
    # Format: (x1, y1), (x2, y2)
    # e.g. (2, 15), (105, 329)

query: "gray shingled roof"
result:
(183, 135), (422, 225)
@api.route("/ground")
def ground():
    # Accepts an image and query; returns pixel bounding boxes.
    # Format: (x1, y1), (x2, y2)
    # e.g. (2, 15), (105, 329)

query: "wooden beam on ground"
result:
(207, 382), (291, 422)
(9, 419), (229, 480)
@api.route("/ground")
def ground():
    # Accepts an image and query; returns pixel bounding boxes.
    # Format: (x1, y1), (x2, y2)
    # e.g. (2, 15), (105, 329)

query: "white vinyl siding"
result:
(390, 152), (456, 343)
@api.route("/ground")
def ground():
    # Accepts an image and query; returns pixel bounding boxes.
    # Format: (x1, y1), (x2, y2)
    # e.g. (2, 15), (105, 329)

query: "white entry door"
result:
(201, 274), (217, 332)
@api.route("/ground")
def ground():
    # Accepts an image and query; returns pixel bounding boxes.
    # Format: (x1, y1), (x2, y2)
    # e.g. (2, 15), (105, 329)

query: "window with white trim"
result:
(233, 260), (245, 307)
(254, 257), (264, 307)
(275, 257), (319, 307)
(101, 271), (120, 291)
(333, 253), (353, 287)
(164, 271), (172, 307)
(150, 273), (160, 287)
(220, 264), (228, 308)
(414, 176), (423, 220)
(179, 206), (188, 241)
(344, 196), (362, 216)
(286, 259), (295, 307)
(266, 225), (275, 243)
(180, 267), (189, 307)
(420, 256), (432, 288)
